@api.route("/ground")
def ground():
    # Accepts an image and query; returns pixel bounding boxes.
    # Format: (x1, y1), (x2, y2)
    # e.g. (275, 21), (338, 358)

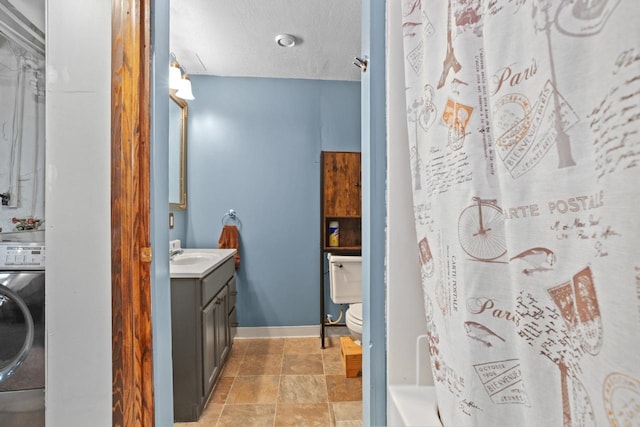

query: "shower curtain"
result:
(400, 0), (639, 425)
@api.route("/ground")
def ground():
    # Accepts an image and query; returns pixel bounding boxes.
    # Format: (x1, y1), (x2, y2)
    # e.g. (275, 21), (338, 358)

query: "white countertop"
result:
(169, 248), (236, 279)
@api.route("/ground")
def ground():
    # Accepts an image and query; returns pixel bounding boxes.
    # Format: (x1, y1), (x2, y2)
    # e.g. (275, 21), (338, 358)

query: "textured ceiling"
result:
(170, 0), (361, 81)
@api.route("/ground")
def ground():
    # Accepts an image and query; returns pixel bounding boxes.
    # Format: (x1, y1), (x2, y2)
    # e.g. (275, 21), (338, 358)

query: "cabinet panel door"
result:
(215, 287), (230, 364)
(201, 300), (218, 396)
(323, 152), (361, 217)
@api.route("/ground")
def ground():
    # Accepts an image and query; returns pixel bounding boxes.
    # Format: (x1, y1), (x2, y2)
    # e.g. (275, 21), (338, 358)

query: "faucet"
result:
(169, 239), (183, 260)
(169, 248), (183, 261)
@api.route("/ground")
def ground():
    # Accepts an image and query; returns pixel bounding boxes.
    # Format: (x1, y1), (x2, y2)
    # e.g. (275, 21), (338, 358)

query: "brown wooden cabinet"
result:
(320, 151), (361, 347)
(321, 151), (362, 251)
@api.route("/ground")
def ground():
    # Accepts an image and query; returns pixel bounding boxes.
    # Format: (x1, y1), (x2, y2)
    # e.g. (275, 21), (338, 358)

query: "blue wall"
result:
(185, 76), (360, 327)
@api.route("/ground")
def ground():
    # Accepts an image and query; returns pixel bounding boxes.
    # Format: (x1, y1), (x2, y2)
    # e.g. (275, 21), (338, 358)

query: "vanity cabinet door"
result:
(202, 285), (230, 397)
(214, 286), (230, 366)
(201, 298), (219, 396)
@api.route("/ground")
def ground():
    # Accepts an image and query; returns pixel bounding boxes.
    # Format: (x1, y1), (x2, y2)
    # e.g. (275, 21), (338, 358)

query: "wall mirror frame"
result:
(169, 92), (187, 210)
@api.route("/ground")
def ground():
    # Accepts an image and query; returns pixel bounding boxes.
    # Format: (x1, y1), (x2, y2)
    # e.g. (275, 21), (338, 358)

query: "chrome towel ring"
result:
(221, 209), (242, 229)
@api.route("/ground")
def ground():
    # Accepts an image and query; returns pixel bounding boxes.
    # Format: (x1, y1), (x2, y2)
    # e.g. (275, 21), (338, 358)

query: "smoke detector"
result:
(275, 34), (297, 48)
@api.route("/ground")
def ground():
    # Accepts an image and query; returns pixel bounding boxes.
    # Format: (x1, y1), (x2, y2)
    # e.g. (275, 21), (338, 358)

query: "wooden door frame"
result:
(111, 0), (154, 425)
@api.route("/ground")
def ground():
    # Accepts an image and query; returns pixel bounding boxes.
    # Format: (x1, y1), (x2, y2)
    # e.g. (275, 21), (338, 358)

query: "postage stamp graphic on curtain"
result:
(442, 98), (474, 150)
(603, 372), (640, 427)
(494, 93), (532, 148)
(546, 266), (603, 356)
(495, 80), (579, 178)
(555, 0), (622, 37)
(418, 236), (435, 277)
(473, 359), (530, 406)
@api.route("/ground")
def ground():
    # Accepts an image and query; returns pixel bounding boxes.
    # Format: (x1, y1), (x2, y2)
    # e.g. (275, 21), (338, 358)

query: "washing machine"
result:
(0, 241), (45, 426)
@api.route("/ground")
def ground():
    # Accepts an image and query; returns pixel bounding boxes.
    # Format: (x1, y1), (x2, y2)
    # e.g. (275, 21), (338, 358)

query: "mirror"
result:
(169, 93), (187, 210)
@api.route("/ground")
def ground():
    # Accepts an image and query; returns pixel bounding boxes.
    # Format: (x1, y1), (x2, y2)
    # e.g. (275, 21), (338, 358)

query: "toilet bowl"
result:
(328, 254), (363, 343)
(345, 302), (363, 343)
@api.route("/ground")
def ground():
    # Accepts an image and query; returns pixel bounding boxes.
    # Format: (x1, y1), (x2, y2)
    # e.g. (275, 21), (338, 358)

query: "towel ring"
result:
(222, 209), (242, 229)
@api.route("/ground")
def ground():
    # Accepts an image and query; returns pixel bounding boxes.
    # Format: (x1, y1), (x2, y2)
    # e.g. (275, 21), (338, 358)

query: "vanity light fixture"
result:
(176, 74), (195, 100)
(169, 53), (195, 100)
(275, 34), (297, 48)
(169, 60), (182, 90)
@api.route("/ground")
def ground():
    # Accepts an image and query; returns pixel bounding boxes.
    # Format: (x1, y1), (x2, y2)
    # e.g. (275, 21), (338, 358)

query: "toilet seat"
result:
(347, 303), (363, 322)
(346, 303), (363, 343)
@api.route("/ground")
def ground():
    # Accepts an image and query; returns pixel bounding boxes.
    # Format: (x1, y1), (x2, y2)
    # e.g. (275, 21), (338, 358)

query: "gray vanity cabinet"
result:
(171, 256), (235, 422)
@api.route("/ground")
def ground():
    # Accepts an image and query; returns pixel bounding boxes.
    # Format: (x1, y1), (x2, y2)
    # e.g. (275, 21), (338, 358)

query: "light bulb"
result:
(175, 75), (194, 100)
(169, 61), (182, 90)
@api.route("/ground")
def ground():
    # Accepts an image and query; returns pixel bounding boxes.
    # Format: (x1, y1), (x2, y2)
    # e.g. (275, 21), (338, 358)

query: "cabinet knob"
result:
(231, 291), (238, 296)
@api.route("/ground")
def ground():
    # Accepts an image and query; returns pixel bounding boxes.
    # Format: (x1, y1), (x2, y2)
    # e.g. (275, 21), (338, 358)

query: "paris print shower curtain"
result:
(400, 0), (640, 425)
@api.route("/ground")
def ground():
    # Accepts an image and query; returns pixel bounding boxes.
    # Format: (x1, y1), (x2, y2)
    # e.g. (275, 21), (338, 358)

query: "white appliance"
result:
(0, 242), (45, 426)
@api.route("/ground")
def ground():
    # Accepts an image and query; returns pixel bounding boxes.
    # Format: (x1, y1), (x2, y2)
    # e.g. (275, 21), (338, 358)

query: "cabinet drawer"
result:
(227, 276), (237, 312)
(202, 257), (234, 306)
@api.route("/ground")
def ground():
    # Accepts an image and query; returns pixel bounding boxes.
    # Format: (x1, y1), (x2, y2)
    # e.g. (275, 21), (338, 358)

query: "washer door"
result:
(0, 283), (34, 384)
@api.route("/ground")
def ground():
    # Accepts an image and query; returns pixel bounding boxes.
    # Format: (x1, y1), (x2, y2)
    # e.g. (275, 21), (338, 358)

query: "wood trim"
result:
(111, 0), (154, 426)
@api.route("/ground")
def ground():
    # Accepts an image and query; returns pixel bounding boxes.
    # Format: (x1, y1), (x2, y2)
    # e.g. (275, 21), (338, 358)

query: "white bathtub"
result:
(387, 334), (441, 426)
(388, 384), (441, 427)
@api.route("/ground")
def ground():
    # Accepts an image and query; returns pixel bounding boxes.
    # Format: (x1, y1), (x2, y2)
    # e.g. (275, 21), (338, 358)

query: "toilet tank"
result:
(328, 254), (362, 304)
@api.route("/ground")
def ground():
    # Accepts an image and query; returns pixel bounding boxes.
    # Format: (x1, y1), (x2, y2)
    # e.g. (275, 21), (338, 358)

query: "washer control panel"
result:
(0, 242), (46, 269)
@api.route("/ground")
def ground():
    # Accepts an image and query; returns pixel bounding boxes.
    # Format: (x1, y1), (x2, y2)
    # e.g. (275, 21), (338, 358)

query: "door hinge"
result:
(141, 247), (153, 263)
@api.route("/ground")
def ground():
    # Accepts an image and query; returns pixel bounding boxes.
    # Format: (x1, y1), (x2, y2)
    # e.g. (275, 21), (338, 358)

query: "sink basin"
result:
(170, 248), (236, 278)
(171, 253), (218, 266)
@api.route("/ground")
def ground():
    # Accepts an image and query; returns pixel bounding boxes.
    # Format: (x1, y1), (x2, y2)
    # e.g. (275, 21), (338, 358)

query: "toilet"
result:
(328, 254), (363, 344)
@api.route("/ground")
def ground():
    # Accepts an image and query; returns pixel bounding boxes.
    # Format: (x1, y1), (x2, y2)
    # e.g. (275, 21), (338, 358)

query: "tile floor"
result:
(174, 335), (363, 427)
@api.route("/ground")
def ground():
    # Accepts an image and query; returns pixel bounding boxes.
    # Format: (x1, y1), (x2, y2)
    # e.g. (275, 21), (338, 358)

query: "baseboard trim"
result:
(235, 325), (320, 339)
